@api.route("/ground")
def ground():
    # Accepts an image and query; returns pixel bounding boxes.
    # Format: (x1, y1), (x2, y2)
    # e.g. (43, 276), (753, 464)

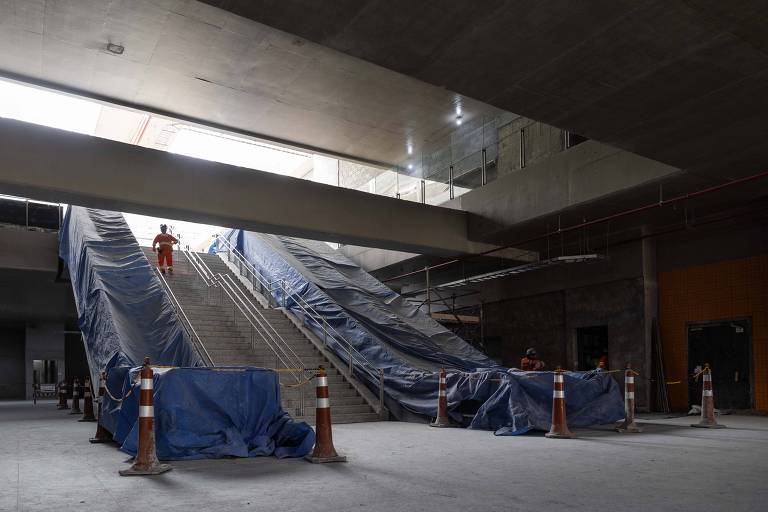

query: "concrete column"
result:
(640, 227), (658, 412)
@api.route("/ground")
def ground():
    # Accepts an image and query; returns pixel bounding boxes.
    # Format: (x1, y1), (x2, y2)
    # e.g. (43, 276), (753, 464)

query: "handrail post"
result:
(299, 383), (305, 417)
(348, 346), (353, 373)
(378, 369), (384, 412)
(323, 319), (328, 346)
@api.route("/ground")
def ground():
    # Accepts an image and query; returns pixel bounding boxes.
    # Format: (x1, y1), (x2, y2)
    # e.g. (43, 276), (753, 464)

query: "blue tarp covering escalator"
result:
(59, 208), (313, 458)
(212, 230), (625, 434)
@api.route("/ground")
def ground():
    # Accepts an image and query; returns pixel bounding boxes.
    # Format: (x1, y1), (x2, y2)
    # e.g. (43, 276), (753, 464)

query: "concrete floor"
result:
(1, 401), (766, 512)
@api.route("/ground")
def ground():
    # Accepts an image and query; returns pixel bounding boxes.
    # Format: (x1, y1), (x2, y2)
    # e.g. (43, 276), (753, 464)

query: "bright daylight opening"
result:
(0, 78), (454, 250)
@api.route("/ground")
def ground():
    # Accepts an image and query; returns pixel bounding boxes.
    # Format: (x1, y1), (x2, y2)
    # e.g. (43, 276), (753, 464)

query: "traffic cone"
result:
(57, 381), (69, 410)
(69, 378), (81, 415)
(78, 376), (96, 422)
(119, 358), (172, 476)
(430, 368), (455, 428)
(691, 363), (726, 429)
(90, 372), (113, 443)
(616, 363), (642, 433)
(545, 368), (575, 439)
(306, 366), (346, 463)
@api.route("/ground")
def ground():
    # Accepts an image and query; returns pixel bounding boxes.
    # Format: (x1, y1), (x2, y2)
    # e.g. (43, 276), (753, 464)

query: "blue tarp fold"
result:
(60, 208), (313, 459)
(112, 367), (314, 460)
(59, 206), (203, 382)
(212, 230), (625, 433)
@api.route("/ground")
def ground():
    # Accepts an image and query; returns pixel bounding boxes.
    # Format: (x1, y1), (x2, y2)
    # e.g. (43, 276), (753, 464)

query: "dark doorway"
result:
(577, 326), (608, 370)
(688, 320), (751, 410)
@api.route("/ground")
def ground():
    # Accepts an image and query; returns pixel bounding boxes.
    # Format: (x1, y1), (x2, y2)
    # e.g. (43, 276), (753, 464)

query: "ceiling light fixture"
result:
(106, 43), (125, 55)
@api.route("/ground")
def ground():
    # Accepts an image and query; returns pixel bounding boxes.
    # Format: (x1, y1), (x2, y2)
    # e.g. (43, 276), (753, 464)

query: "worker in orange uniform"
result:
(597, 350), (608, 371)
(152, 224), (178, 273)
(520, 348), (545, 371)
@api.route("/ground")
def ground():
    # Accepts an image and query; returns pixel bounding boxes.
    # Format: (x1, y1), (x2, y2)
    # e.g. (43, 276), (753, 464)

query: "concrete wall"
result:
(0, 323), (25, 399)
(24, 322), (65, 400)
(340, 245), (417, 272)
(0, 228), (59, 272)
(482, 277), (648, 408)
(454, 139), (680, 244)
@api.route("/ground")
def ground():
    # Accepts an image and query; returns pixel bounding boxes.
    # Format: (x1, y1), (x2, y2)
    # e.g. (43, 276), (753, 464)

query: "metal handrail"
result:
(154, 267), (215, 366)
(182, 250), (306, 384)
(213, 235), (384, 385)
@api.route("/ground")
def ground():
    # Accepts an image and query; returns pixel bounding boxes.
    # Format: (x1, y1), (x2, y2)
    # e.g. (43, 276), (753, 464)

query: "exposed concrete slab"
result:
(0, 118), (491, 256)
(0, 0), (504, 167)
(220, 1), (768, 181)
(1, 401), (766, 511)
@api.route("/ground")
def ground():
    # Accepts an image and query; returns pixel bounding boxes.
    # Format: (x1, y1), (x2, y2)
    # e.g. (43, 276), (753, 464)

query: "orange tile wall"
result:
(658, 255), (768, 410)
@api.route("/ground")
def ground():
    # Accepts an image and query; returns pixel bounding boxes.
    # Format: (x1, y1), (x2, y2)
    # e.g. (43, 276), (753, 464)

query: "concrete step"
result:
(295, 412), (381, 424)
(157, 251), (380, 424)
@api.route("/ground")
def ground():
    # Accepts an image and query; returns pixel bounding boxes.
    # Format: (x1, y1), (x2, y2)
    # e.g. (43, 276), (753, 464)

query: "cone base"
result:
(78, 418), (97, 422)
(305, 454), (347, 464)
(545, 431), (576, 439)
(119, 463), (172, 476)
(691, 422), (726, 429)
(430, 418), (457, 428)
(68, 410), (81, 415)
(89, 437), (112, 444)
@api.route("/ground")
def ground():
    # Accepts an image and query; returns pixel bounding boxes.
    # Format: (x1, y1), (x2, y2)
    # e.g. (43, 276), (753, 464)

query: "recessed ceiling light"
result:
(106, 43), (125, 55)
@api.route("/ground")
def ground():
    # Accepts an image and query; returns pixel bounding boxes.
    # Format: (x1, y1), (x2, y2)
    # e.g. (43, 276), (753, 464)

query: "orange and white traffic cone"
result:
(616, 363), (642, 433)
(430, 368), (455, 428)
(79, 377), (97, 422)
(119, 358), (172, 476)
(57, 381), (69, 410)
(69, 378), (81, 415)
(90, 372), (113, 443)
(545, 367), (575, 439)
(306, 366), (346, 463)
(691, 363), (726, 429)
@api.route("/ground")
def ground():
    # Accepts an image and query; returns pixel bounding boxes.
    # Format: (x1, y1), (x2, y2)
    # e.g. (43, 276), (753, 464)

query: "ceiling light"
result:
(407, 143), (413, 155)
(106, 43), (125, 55)
(407, 164), (413, 170)
(455, 115), (463, 126)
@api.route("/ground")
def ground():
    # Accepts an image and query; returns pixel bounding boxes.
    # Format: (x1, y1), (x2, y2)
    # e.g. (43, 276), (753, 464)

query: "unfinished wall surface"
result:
(0, 323), (25, 399)
(658, 255), (768, 411)
(482, 277), (648, 408)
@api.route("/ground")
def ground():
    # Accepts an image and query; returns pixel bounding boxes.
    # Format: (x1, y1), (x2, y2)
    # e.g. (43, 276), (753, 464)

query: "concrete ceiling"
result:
(202, 0), (768, 181)
(0, 0), (504, 167)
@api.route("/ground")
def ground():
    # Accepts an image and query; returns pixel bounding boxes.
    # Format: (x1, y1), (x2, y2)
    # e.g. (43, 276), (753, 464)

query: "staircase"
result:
(142, 247), (380, 424)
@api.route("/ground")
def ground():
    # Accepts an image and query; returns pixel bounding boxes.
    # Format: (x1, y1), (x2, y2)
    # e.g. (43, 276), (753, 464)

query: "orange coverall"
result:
(152, 233), (178, 271)
(521, 356), (545, 371)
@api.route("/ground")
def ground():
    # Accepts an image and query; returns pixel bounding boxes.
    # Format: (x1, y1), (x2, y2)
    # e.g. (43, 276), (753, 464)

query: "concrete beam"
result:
(0, 229), (59, 272)
(447, 141), (680, 244)
(0, 118), (488, 256)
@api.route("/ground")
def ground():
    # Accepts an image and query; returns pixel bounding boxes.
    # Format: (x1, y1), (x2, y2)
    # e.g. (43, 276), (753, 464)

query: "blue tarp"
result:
(212, 230), (625, 433)
(60, 208), (313, 459)
(59, 206), (203, 383)
(108, 367), (314, 460)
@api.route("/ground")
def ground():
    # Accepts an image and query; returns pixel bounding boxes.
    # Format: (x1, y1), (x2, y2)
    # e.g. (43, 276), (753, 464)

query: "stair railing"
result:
(182, 249), (310, 415)
(154, 267), (215, 366)
(213, 234), (386, 414)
